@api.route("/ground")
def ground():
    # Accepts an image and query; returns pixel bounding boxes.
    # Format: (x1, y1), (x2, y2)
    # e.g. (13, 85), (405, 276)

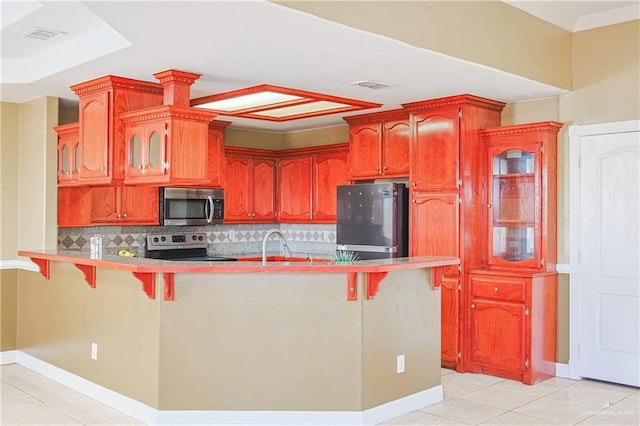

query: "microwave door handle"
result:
(206, 196), (214, 223)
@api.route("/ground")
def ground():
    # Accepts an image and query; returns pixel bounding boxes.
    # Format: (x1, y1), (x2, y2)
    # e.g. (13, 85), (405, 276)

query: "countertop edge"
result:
(18, 250), (460, 274)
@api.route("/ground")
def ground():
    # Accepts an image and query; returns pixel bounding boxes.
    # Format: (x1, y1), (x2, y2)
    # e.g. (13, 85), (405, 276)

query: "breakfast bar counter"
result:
(15, 250), (458, 425)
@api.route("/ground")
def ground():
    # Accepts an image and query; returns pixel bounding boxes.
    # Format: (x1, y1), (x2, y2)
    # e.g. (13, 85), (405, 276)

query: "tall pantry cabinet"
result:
(402, 95), (505, 370)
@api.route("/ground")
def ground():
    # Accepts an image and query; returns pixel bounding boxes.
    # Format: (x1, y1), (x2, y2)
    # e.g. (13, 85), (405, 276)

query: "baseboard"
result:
(0, 350), (17, 364)
(7, 350), (443, 425)
(555, 362), (570, 378)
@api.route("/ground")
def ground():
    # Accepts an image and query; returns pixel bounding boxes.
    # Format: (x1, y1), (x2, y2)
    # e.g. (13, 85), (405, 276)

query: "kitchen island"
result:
(15, 250), (458, 425)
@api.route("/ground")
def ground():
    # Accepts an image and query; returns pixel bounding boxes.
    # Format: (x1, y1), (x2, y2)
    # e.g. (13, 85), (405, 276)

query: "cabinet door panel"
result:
(120, 186), (158, 224)
(471, 300), (525, 372)
(225, 156), (252, 222)
(313, 152), (348, 222)
(58, 187), (91, 227)
(90, 186), (119, 223)
(278, 157), (312, 222)
(79, 92), (110, 180)
(349, 123), (381, 178)
(384, 120), (410, 176)
(411, 109), (459, 191)
(410, 192), (459, 274)
(252, 158), (277, 221)
(441, 276), (460, 368)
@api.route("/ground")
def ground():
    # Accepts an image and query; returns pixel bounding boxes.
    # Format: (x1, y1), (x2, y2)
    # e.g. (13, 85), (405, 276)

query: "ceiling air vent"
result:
(20, 27), (67, 41)
(350, 80), (389, 90)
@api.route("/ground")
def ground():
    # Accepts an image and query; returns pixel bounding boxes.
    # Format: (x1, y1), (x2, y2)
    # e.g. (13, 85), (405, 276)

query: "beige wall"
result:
(277, 0), (572, 90)
(1, 102), (20, 260)
(17, 97), (58, 251)
(225, 125), (348, 150)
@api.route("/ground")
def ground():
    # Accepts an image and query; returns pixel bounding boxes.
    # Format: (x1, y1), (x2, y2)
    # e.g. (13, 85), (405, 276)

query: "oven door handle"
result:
(205, 196), (214, 223)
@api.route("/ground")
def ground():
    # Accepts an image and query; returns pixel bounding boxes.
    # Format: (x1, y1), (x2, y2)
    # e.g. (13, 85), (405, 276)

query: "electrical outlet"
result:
(91, 342), (98, 360)
(229, 230), (235, 241)
(396, 354), (405, 373)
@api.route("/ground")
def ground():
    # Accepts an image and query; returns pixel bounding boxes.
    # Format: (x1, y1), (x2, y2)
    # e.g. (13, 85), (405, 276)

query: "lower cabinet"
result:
(467, 270), (557, 385)
(441, 276), (460, 369)
(90, 186), (159, 225)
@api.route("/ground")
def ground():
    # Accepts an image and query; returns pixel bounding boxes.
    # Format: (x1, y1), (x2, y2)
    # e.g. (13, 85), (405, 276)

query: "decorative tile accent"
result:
(58, 224), (339, 256)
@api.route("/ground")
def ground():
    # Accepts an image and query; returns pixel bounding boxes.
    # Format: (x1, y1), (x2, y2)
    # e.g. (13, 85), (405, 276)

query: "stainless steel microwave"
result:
(160, 187), (224, 226)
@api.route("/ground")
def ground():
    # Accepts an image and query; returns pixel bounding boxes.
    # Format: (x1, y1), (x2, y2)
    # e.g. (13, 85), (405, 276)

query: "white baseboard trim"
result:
(4, 350), (443, 425)
(0, 350), (17, 364)
(555, 362), (570, 378)
(556, 263), (570, 274)
(0, 258), (39, 271)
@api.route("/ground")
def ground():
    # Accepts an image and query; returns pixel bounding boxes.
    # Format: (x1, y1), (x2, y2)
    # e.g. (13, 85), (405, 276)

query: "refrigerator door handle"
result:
(337, 244), (398, 253)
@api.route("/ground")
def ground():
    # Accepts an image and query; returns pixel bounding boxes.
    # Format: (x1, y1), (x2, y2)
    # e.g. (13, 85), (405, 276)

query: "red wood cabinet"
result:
(409, 106), (460, 192)
(403, 95), (505, 371)
(119, 107), (222, 185)
(344, 110), (410, 179)
(481, 122), (562, 272)
(467, 270), (557, 385)
(277, 144), (349, 223)
(225, 148), (277, 223)
(467, 122), (561, 384)
(278, 156), (312, 222)
(70, 76), (164, 184)
(58, 186), (91, 227)
(55, 123), (81, 185)
(90, 185), (159, 225)
(313, 151), (349, 221)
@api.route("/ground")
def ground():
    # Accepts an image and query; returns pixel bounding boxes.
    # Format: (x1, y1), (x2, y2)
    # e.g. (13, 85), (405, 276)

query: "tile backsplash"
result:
(58, 223), (338, 257)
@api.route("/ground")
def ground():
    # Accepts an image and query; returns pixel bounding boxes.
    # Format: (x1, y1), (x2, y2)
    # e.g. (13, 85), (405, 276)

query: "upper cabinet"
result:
(225, 147), (277, 223)
(344, 110), (410, 180)
(480, 122), (562, 272)
(277, 144), (349, 223)
(55, 123), (81, 185)
(119, 70), (225, 186)
(70, 75), (164, 184)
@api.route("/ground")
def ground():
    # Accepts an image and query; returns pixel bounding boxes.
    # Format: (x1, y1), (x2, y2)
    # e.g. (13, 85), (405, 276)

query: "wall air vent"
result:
(20, 27), (67, 41)
(350, 80), (389, 90)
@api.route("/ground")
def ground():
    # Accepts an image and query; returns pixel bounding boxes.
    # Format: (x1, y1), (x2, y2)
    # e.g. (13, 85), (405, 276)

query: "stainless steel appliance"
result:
(145, 232), (236, 261)
(160, 187), (224, 226)
(336, 183), (408, 260)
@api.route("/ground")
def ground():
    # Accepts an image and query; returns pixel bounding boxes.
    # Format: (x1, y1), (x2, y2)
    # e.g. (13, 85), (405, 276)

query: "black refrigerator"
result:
(336, 183), (409, 260)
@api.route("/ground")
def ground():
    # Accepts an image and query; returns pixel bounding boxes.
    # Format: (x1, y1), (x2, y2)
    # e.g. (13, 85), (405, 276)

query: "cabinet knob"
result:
(493, 287), (499, 292)
(383, 166), (388, 170)
(487, 203), (492, 208)
(116, 213), (121, 218)
(471, 303), (476, 309)
(412, 199), (416, 203)
(122, 213), (127, 218)
(376, 167), (380, 171)
(100, 166), (105, 171)
(139, 165), (144, 169)
(412, 182), (416, 186)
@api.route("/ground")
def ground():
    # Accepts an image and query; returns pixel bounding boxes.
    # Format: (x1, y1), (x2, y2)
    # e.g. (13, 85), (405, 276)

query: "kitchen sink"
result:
(237, 256), (331, 263)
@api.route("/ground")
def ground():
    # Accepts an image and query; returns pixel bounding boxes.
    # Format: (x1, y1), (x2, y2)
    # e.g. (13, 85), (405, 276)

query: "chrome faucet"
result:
(262, 229), (292, 264)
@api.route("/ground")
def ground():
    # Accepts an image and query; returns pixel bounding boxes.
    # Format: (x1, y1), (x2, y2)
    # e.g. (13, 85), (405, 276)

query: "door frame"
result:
(568, 119), (640, 380)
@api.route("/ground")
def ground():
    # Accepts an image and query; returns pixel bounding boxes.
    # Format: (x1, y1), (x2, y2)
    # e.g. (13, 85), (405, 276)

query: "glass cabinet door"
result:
(488, 146), (538, 266)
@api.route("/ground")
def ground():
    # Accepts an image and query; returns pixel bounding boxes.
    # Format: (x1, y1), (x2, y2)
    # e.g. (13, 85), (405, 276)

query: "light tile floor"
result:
(1, 363), (638, 425)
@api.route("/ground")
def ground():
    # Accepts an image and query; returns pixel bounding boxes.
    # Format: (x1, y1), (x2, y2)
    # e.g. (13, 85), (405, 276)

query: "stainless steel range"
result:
(145, 232), (236, 262)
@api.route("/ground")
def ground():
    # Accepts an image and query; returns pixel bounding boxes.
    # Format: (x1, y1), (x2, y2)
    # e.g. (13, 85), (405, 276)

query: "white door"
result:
(579, 128), (640, 387)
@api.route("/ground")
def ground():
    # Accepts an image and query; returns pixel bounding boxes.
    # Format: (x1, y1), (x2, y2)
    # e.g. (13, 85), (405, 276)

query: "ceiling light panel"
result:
(252, 101), (353, 118)
(192, 84), (381, 122)
(197, 91), (303, 112)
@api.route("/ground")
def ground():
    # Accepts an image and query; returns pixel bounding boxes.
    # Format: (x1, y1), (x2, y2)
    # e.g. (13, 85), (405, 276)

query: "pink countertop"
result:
(18, 249), (459, 274)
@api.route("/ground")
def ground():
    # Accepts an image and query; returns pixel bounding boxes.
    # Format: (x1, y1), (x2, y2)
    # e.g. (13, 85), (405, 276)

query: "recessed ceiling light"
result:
(19, 27), (67, 41)
(350, 80), (389, 90)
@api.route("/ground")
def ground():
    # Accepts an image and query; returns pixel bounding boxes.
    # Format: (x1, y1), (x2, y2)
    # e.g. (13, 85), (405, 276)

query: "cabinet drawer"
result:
(470, 275), (526, 302)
